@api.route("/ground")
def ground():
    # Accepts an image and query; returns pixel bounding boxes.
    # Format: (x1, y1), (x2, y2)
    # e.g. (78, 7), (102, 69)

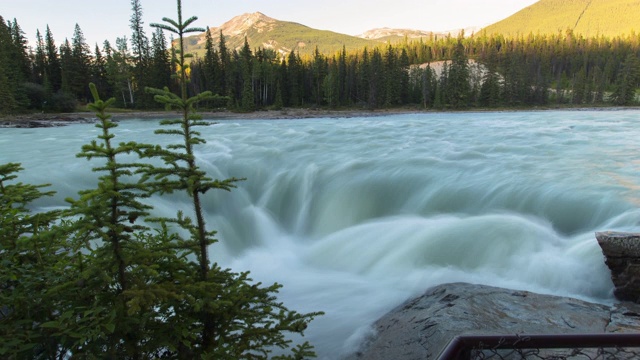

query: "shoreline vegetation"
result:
(2, 105), (638, 128)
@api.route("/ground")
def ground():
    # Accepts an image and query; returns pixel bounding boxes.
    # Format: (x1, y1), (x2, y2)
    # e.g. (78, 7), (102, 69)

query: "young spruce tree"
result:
(0, 163), (69, 358)
(143, 0), (321, 358)
(67, 84), (142, 357)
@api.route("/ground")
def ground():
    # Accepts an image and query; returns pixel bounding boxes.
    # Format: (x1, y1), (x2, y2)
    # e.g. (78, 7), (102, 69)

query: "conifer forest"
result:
(2, 5), (640, 115)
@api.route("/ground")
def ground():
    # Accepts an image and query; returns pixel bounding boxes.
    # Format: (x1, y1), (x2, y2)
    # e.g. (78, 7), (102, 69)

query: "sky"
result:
(3, 0), (539, 49)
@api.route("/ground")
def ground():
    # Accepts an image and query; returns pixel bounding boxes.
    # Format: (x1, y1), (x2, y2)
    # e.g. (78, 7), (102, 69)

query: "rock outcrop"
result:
(347, 283), (640, 360)
(0, 115), (93, 128)
(596, 231), (640, 303)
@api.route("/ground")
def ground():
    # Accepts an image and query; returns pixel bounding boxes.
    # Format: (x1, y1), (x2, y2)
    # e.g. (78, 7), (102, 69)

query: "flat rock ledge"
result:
(596, 231), (640, 303)
(0, 116), (94, 128)
(346, 283), (640, 360)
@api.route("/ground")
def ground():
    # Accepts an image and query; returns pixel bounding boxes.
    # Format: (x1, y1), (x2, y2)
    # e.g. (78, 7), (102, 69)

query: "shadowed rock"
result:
(596, 231), (640, 303)
(347, 283), (640, 360)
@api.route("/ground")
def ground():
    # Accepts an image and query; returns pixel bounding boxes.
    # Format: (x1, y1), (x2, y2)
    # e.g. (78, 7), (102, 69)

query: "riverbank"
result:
(0, 108), (419, 128)
(1, 106), (638, 128)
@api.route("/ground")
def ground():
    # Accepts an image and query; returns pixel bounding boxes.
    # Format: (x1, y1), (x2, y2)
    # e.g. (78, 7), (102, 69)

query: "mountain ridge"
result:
(182, 12), (377, 58)
(183, 12), (477, 58)
(357, 26), (481, 42)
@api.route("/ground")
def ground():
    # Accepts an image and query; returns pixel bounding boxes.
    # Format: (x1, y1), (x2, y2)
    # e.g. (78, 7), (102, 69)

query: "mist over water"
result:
(3, 110), (640, 358)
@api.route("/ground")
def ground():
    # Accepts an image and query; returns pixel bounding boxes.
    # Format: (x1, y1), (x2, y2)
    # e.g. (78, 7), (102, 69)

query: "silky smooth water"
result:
(2, 110), (640, 358)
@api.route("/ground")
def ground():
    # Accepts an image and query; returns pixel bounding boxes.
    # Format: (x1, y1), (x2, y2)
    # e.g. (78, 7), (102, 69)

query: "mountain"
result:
(357, 26), (482, 42)
(358, 28), (448, 42)
(182, 12), (377, 58)
(482, 0), (640, 38)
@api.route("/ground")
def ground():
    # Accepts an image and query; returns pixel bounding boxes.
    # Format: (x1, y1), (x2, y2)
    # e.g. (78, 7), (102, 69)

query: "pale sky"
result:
(3, 0), (539, 49)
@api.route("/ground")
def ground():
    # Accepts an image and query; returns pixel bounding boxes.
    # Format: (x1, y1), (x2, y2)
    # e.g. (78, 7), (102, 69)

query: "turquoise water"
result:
(3, 110), (639, 358)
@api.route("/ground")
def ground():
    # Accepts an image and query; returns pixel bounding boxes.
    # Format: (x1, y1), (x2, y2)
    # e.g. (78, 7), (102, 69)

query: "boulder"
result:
(596, 231), (640, 303)
(347, 283), (640, 360)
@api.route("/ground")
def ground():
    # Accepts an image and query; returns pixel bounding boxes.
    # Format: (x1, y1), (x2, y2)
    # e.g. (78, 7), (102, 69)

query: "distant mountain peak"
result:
(357, 27), (479, 40)
(358, 27), (438, 40)
(238, 12), (274, 25)
(220, 12), (277, 36)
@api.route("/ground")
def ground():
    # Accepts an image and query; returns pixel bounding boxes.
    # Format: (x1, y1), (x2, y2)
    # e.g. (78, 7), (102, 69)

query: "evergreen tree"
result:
(611, 53), (640, 105)
(218, 30), (231, 99)
(144, 1), (320, 356)
(479, 69), (501, 107)
(0, 17), (18, 113)
(9, 19), (31, 84)
(202, 27), (220, 95)
(91, 43), (110, 96)
(384, 45), (400, 107)
(50, 38), (79, 112)
(286, 51), (302, 106)
(369, 48), (384, 108)
(149, 27), (172, 92)
(323, 57), (339, 107)
(446, 40), (471, 108)
(130, 0), (150, 65)
(338, 46), (348, 105)
(273, 74), (284, 109)
(571, 68), (588, 104)
(501, 50), (529, 106)
(0, 163), (68, 358)
(434, 62), (447, 109)
(357, 48), (371, 107)
(591, 66), (606, 103)
(59, 39), (72, 94)
(255, 48), (279, 107)
(44, 26), (62, 93)
(419, 64), (437, 108)
(479, 44), (502, 107)
(130, 0), (152, 108)
(70, 24), (92, 101)
(0, 18), (32, 110)
(22, 30), (48, 110)
(277, 58), (289, 106)
(61, 84), (162, 357)
(32, 30), (47, 85)
(105, 37), (135, 107)
(239, 37), (255, 111)
(311, 47), (327, 106)
(399, 48), (411, 104)
(345, 53), (358, 105)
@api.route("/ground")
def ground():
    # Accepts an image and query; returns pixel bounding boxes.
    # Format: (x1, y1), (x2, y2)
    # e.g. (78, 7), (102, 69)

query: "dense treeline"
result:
(0, 2), (174, 113)
(189, 29), (640, 110)
(2, 7), (640, 114)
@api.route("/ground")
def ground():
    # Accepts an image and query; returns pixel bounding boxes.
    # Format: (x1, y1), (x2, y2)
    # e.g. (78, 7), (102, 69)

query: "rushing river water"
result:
(2, 110), (640, 358)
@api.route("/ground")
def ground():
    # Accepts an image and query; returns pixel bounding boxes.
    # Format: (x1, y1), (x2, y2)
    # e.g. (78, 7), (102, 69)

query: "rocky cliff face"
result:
(596, 231), (640, 303)
(347, 283), (640, 360)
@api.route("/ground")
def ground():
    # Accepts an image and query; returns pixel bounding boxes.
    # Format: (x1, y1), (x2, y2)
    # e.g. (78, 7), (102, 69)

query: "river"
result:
(2, 110), (638, 358)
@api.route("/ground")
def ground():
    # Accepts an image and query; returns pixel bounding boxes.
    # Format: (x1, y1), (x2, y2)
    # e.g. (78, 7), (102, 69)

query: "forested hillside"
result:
(483, 0), (640, 38)
(2, 2), (640, 115)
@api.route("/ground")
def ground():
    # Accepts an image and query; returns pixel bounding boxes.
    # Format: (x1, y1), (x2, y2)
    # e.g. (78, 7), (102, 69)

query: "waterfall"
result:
(3, 110), (639, 358)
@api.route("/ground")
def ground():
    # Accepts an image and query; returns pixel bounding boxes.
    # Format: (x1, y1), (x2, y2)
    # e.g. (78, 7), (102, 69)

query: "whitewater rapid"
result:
(2, 110), (640, 358)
